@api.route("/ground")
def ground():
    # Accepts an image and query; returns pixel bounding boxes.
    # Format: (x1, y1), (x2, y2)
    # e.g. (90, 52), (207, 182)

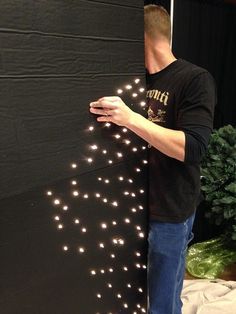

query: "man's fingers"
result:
(90, 97), (120, 109)
(90, 107), (112, 116)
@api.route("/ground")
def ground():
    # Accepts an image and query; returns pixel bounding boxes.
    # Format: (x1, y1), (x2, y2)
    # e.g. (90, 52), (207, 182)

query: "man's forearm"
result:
(126, 112), (186, 162)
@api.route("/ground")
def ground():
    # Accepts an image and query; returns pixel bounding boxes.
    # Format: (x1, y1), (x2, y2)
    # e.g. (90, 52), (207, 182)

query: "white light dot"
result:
(123, 266), (128, 271)
(140, 189), (144, 194)
(139, 87), (145, 92)
(117, 293), (122, 298)
(99, 243), (105, 248)
(134, 78), (140, 84)
(140, 101), (146, 107)
(97, 293), (102, 299)
(109, 268), (113, 272)
(54, 216), (60, 221)
(87, 158), (93, 163)
(103, 198), (108, 203)
(124, 191), (129, 195)
(122, 128), (128, 133)
(136, 263), (141, 268)
(108, 160), (113, 164)
(136, 225), (141, 230)
(132, 147), (138, 152)
(90, 144), (98, 150)
(112, 201), (118, 207)
(142, 145), (147, 150)
(47, 190), (52, 196)
(71, 180), (77, 185)
(58, 224), (63, 229)
(63, 205), (68, 211)
(79, 247), (85, 253)
(131, 207), (137, 212)
(128, 179), (133, 183)
(124, 139), (131, 145)
(127, 283), (132, 288)
(132, 93), (138, 97)
(91, 270), (96, 275)
(124, 218), (130, 223)
(82, 227), (87, 233)
(114, 134), (121, 139)
(95, 193), (101, 198)
(73, 191), (79, 196)
(104, 179), (110, 184)
(83, 194), (89, 199)
(102, 150), (107, 154)
(101, 223), (107, 229)
(136, 168), (141, 172)
(118, 176), (124, 181)
(142, 159), (148, 164)
(54, 199), (60, 205)
(111, 254), (115, 258)
(139, 205), (143, 210)
(63, 245), (68, 251)
(98, 177), (102, 181)
(125, 84), (132, 89)
(74, 218), (80, 224)
(136, 252), (141, 257)
(117, 89), (123, 94)
(123, 303), (128, 308)
(88, 126), (94, 131)
(108, 283), (112, 288)
(105, 122), (111, 127)
(117, 152), (123, 158)
(71, 163), (77, 169)
(138, 288), (143, 293)
(131, 192), (136, 197)
(112, 221), (117, 225)
(100, 269), (105, 274)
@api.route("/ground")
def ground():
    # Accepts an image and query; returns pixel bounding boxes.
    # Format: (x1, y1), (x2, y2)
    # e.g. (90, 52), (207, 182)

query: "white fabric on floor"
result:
(181, 279), (236, 314)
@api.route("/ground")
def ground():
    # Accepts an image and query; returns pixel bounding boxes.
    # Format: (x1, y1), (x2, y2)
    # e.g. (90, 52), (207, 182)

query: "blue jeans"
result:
(147, 212), (195, 314)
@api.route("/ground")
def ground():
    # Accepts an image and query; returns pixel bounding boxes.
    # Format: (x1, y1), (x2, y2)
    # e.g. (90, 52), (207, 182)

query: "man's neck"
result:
(145, 43), (177, 74)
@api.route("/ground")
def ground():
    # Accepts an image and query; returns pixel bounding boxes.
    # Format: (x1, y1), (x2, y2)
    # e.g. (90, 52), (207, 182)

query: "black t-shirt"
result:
(146, 58), (216, 223)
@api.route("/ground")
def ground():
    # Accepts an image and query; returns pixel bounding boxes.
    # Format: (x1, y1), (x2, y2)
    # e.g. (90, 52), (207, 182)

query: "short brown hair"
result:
(144, 4), (171, 42)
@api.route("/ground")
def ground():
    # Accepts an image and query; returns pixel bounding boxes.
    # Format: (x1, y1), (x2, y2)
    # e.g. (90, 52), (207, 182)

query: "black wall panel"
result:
(0, 1), (148, 313)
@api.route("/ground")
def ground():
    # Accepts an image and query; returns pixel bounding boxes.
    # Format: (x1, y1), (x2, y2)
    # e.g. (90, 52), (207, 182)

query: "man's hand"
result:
(89, 96), (136, 127)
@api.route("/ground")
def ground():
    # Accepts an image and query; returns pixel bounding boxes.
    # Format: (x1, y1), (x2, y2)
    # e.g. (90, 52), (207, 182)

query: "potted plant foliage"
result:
(186, 125), (236, 279)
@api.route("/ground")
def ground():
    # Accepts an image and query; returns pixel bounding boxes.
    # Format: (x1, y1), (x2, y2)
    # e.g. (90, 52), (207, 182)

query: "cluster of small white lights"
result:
(46, 77), (148, 311)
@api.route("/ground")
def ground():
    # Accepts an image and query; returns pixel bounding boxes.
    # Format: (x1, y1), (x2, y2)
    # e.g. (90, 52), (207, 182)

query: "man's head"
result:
(144, 4), (171, 43)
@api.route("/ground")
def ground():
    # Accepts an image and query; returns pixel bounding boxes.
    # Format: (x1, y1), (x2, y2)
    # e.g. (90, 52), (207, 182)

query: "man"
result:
(89, 4), (216, 314)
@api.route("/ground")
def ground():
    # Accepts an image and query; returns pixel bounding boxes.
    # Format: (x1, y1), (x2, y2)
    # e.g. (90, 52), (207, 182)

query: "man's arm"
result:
(126, 112), (186, 161)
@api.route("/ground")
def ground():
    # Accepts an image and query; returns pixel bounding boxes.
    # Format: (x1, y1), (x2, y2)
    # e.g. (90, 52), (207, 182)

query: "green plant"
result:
(200, 125), (236, 241)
